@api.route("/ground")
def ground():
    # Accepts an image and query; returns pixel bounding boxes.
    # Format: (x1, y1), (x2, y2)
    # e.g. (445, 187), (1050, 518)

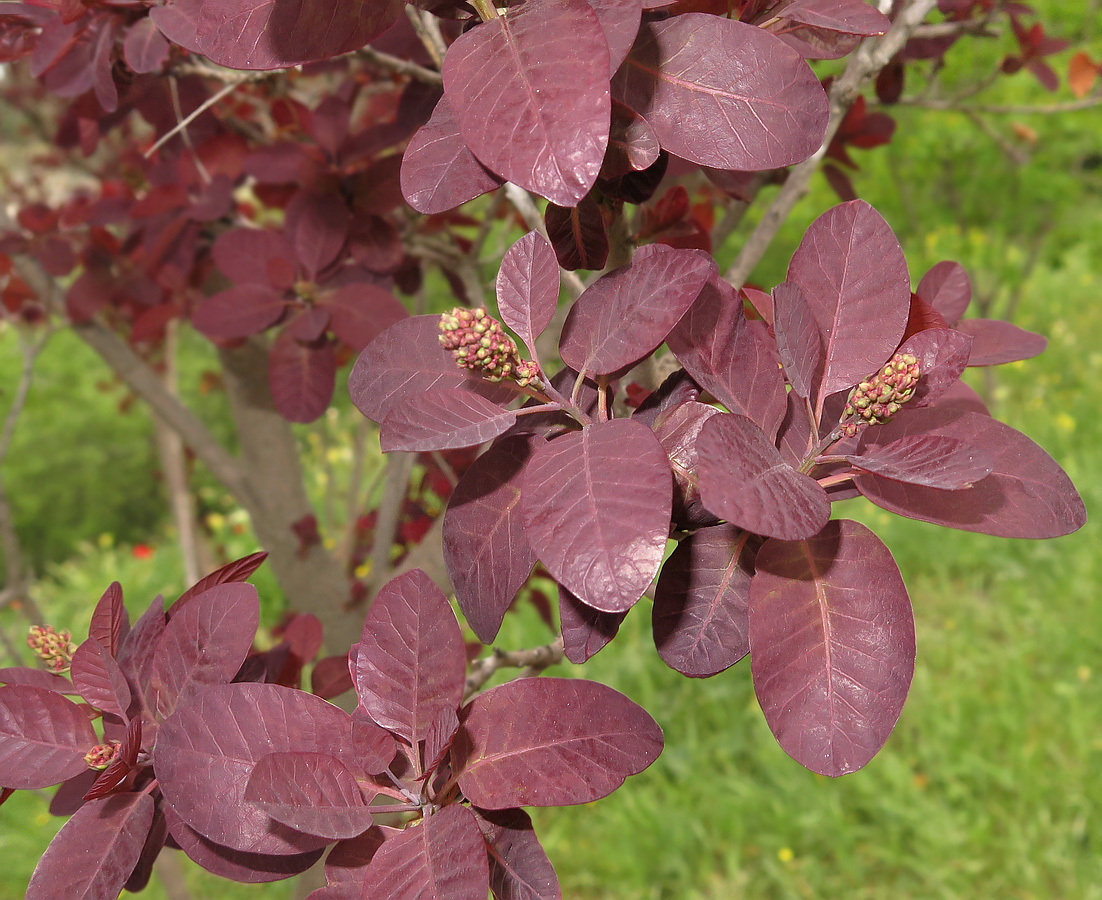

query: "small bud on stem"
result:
(839, 352), (921, 438)
(439, 308), (545, 389)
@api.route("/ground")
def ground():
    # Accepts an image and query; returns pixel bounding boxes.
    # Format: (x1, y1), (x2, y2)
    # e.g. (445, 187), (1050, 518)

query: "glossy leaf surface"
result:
(475, 807), (562, 900)
(846, 434), (992, 489)
(772, 281), (822, 400)
(750, 520), (915, 776)
(70, 638), (132, 718)
(497, 231), (560, 349)
(382, 389), (519, 452)
(0, 685), (97, 789)
(522, 419), (671, 612)
(544, 198), (610, 272)
(916, 260), (971, 325)
(454, 678), (663, 807)
(560, 586), (627, 664)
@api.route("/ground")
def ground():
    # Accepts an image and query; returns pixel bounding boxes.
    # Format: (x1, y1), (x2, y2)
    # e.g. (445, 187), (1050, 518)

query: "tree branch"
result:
(463, 636), (565, 702)
(358, 45), (443, 86)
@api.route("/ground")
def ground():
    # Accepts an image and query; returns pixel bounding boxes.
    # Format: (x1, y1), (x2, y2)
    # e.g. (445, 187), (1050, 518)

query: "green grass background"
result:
(2, 3), (1101, 898)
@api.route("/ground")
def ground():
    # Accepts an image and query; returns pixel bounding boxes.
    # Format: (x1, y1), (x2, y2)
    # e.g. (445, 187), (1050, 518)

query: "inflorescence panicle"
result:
(439, 307), (545, 389)
(840, 352), (921, 438)
(27, 625), (76, 673)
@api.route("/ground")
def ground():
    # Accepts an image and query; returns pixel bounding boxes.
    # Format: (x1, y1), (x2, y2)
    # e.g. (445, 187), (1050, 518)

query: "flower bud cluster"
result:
(27, 625), (76, 673)
(84, 741), (120, 770)
(840, 352), (921, 438)
(439, 308), (544, 389)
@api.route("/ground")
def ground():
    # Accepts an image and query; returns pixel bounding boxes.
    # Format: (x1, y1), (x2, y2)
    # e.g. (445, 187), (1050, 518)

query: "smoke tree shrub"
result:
(0, 0), (1089, 898)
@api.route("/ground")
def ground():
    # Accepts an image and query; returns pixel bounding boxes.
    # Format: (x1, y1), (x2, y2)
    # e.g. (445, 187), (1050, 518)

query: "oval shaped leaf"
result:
(772, 281), (823, 401)
(169, 551), (268, 618)
(442, 0), (610, 206)
(244, 751), (373, 840)
(957, 318), (1047, 366)
(786, 200), (911, 397)
(454, 677), (663, 808)
(497, 231), (560, 348)
(652, 525), (752, 678)
(545, 197), (610, 272)
(360, 804), (489, 900)
(192, 284), (286, 340)
(123, 18), (170, 73)
(354, 569), (466, 744)
(70, 638), (132, 718)
(846, 434), (992, 489)
(916, 260), (971, 326)
(559, 244), (715, 376)
(475, 807), (562, 900)
(269, 332), (336, 424)
(26, 792), (154, 900)
(614, 14), (828, 169)
(560, 585), (627, 664)
(349, 316), (515, 424)
(750, 520), (915, 776)
(0, 685), (98, 789)
(89, 581), (128, 656)
(381, 389), (519, 452)
(443, 436), (537, 644)
(522, 419), (671, 612)
(697, 413), (831, 540)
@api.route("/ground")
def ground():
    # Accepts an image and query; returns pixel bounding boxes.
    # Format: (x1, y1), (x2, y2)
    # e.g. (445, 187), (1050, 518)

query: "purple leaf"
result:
(916, 260), (971, 326)
(360, 803), (489, 900)
(165, 807), (324, 882)
(442, 0), (610, 206)
(475, 807), (562, 900)
(846, 434), (992, 489)
(285, 191), (351, 281)
(269, 332), (336, 424)
(244, 751), (374, 840)
(325, 825), (394, 884)
(423, 707), (460, 777)
(602, 99), (661, 178)
(149, 582), (259, 722)
(779, 0), (890, 34)
(586, 0), (642, 71)
(212, 227), (297, 288)
(26, 792), (154, 900)
(116, 595), (166, 716)
(400, 96), (504, 214)
(544, 197), (610, 272)
(192, 284), (286, 339)
(170, 551), (268, 618)
(454, 677), (662, 807)
(91, 20), (118, 113)
(156, 683), (377, 855)
(70, 639), (132, 718)
(443, 436), (537, 644)
(150, 0), (403, 69)
(786, 200), (911, 398)
(666, 275), (787, 439)
(560, 244), (715, 376)
(0, 667), (79, 694)
(652, 525), (753, 678)
(560, 586), (628, 664)
(324, 282), (409, 352)
(651, 400), (722, 529)
(89, 581), (128, 656)
(613, 14), (828, 169)
(84, 717), (142, 802)
(381, 389), (519, 452)
(696, 413), (831, 540)
(750, 520), (915, 776)
(353, 569), (466, 744)
(772, 281), (823, 400)
(497, 231), (560, 352)
(522, 419), (671, 612)
(123, 18), (170, 73)
(957, 319), (1048, 366)
(0, 685), (98, 789)
(349, 316), (515, 424)
(897, 327), (973, 408)
(854, 408), (1086, 538)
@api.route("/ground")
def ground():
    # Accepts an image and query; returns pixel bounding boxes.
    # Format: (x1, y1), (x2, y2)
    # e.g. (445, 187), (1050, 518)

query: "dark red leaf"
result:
(26, 792), (154, 900)
(244, 751), (374, 840)
(521, 419), (671, 612)
(751, 520), (915, 776)
(651, 400), (722, 529)
(91, 21), (118, 114)
(0, 685), (98, 789)
(156, 683), (383, 855)
(497, 231), (560, 349)
(150, 0), (403, 69)
(381, 389), (519, 452)
(400, 96), (504, 214)
(559, 244), (715, 376)
(324, 825), (395, 884)
(779, 0), (890, 35)
(423, 706), (460, 778)
(846, 434), (992, 489)
(348, 215), (404, 275)
(354, 569), (466, 744)
(544, 198), (610, 272)
(349, 316), (515, 424)
(360, 804), (489, 900)
(454, 678), (663, 807)
(772, 281), (823, 400)
(652, 525), (752, 678)
(149, 583), (259, 722)
(896, 327), (972, 408)
(70, 639), (132, 718)
(285, 307), (331, 344)
(786, 200), (910, 398)
(0, 667), (79, 694)
(170, 551), (268, 617)
(123, 18), (170, 73)
(614, 14), (828, 169)
(586, 0), (642, 71)
(311, 654), (355, 700)
(696, 413), (831, 540)
(666, 275), (787, 439)
(854, 408), (1086, 538)
(956, 318), (1047, 366)
(475, 807), (562, 900)
(84, 718), (142, 802)
(443, 436), (537, 644)
(285, 191), (351, 281)
(916, 260), (971, 326)
(192, 284), (286, 340)
(559, 586), (627, 664)
(442, 0), (610, 206)
(116, 595), (166, 715)
(324, 282), (410, 352)
(212, 229), (297, 287)
(602, 99), (660, 178)
(269, 331), (336, 423)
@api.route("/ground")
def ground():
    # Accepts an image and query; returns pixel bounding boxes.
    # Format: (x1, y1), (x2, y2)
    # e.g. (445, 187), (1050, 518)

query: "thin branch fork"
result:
(463, 635), (565, 702)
